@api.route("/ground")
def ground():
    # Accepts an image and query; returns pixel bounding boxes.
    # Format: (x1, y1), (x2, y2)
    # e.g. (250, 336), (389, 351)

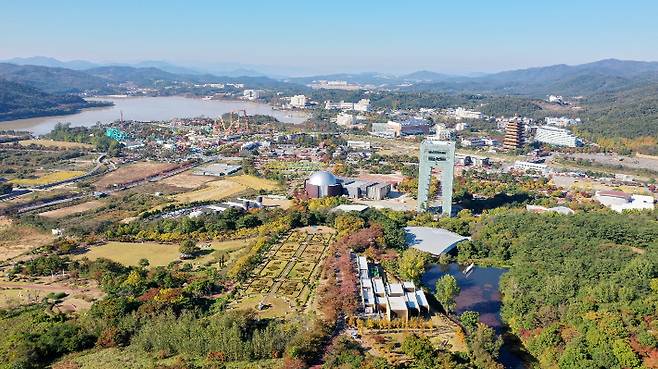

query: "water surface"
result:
(422, 263), (528, 369)
(0, 96), (309, 135)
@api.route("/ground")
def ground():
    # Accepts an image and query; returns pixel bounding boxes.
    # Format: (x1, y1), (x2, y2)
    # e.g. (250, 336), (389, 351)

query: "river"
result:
(0, 96), (310, 135)
(422, 263), (530, 369)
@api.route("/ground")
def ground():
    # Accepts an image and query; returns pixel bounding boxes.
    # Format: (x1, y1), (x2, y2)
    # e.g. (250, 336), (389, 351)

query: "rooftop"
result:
(405, 226), (469, 256)
(307, 170), (338, 187)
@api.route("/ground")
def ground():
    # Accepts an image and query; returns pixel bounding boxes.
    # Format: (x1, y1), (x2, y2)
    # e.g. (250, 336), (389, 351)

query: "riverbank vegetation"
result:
(460, 208), (658, 368)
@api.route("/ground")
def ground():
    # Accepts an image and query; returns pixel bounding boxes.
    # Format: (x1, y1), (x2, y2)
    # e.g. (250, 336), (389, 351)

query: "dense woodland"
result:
(459, 208), (658, 369)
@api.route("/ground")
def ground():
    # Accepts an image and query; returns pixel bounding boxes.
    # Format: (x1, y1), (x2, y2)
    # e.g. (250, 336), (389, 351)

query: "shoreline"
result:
(0, 95), (310, 135)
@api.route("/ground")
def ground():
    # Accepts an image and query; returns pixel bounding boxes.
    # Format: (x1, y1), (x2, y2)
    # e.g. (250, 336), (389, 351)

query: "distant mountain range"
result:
(7, 56), (658, 97)
(287, 59), (658, 97)
(2, 56), (268, 78)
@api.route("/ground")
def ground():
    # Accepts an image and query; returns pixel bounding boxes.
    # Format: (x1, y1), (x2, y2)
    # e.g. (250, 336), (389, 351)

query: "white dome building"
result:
(305, 170), (343, 198)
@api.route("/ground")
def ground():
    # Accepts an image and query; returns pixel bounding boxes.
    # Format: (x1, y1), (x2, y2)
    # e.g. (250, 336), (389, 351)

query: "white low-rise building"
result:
(544, 117), (581, 127)
(325, 98), (370, 112)
(513, 160), (548, 174)
(594, 190), (655, 212)
(357, 256), (430, 320)
(461, 137), (486, 147)
(454, 107), (483, 120)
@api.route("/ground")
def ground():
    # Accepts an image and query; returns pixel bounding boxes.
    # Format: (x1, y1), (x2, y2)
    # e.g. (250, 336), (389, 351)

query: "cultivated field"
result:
(172, 179), (246, 203)
(232, 226), (334, 317)
(38, 200), (106, 219)
(228, 175), (279, 191)
(0, 217), (52, 261)
(171, 175), (277, 203)
(11, 170), (85, 186)
(93, 162), (178, 189)
(74, 239), (254, 268)
(18, 139), (94, 150)
(159, 170), (216, 189)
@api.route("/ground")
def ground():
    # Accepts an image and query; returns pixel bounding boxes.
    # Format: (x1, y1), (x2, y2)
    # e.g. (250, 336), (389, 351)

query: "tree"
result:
(470, 323), (504, 369)
(179, 239), (199, 256)
(334, 213), (365, 238)
(398, 248), (429, 283)
(460, 311), (480, 334)
(138, 258), (150, 268)
(434, 275), (460, 313)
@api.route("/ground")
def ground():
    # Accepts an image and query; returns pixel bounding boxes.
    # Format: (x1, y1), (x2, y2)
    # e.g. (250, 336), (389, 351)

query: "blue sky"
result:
(2, 0), (658, 75)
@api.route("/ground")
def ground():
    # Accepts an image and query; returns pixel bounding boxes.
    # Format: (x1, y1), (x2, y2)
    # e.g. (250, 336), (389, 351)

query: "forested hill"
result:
(393, 59), (658, 97)
(0, 63), (112, 94)
(0, 79), (110, 121)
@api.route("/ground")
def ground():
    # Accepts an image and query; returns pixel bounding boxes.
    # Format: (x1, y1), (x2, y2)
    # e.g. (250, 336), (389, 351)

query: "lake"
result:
(0, 96), (310, 135)
(422, 263), (529, 369)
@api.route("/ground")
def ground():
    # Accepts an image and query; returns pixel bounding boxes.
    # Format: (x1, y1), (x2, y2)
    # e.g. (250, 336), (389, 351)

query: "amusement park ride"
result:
(213, 110), (250, 135)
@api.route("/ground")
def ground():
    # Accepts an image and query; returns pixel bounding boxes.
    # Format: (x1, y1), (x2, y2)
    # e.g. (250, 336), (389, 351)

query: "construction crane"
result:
(213, 109), (250, 135)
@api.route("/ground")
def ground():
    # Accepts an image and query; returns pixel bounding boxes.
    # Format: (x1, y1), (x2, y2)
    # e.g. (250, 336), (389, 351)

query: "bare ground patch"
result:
(93, 162), (178, 190)
(38, 200), (106, 219)
(0, 217), (52, 261)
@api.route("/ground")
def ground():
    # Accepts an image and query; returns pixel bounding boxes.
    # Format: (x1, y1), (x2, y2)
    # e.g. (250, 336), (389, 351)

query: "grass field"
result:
(171, 175), (279, 204)
(0, 217), (52, 261)
(38, 200), (106, 219)
(74, 241), (180, 267)
(19, 139), (94, 150)
(93, 162), (178, 189)
(0, 288), (47, 309)
(74, 239), (254, 268)
(11, 170), (85, 186)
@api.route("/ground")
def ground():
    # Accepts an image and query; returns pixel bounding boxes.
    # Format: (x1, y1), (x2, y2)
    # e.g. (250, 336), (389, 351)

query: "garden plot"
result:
(233, 228), (334, 317)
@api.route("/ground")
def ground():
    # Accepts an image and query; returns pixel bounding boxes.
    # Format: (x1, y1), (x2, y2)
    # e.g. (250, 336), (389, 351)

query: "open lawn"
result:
(93, 162), (178, 189)
(18, 139), (94, 150)
(11, 170), (85, 186)
(0, 217), (52, 261)
(75, 239), (255, 268)
(74, 241), (180, 267)
(38, 200), (106, 219)
(232, 294), (292, 319)
(194, 238), (255, 267)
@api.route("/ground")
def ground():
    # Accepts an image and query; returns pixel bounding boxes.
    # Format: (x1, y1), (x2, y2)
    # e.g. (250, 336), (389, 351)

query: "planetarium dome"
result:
(307, 171), (338, 187)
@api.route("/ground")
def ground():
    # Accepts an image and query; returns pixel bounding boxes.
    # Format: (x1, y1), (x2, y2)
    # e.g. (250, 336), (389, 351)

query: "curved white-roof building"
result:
(404, 226), (469, 256)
